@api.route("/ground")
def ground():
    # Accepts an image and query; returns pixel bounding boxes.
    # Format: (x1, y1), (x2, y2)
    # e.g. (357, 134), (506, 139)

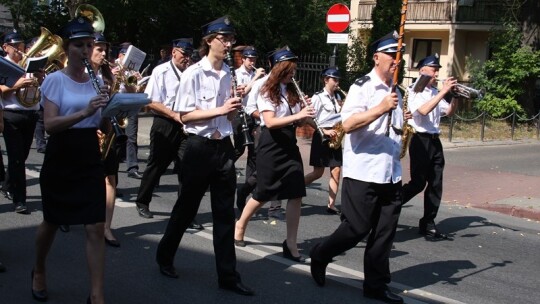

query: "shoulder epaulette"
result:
(314, 89), (324, 95)
(354, 75), (370, 87)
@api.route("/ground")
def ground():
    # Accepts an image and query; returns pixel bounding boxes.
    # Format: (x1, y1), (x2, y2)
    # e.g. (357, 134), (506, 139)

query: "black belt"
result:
(187, 133), (230, 143)
(416, 132), (440, 139)
(3, 109), (39, 114)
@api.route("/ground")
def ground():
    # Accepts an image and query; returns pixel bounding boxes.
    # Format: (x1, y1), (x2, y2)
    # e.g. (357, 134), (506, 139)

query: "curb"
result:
(468, 202), (540, 222)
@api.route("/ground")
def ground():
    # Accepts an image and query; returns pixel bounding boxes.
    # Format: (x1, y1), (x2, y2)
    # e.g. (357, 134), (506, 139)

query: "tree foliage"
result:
(468, 21), (540, 118)
(364, 0), (401, 71)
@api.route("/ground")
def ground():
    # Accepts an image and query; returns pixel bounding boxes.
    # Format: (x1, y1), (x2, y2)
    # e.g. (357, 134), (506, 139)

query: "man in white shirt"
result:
(402, 54), (458, 239)
(155, 16), (254, 296)
(309, 31), (407, 304)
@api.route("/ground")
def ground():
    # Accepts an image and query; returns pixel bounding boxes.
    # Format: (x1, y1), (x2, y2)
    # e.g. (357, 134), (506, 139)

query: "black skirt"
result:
(253, 125), (306, 201)
(40, 128), (106, 225)
(309, 131), (343, 168)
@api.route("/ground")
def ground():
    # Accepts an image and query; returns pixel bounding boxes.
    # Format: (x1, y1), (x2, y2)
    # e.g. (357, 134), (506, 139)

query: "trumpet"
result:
(104, 59), (139, 92)
(291, 77), (328, 143)
(414, 74), (484, 99)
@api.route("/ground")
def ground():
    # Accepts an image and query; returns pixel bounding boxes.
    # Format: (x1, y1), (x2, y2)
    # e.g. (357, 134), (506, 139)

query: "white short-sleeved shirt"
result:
(2, 56), (39, 111)
(175, 56), (234, 139)
(407, 86), (450, 134)
(236, 65), (255, 106)
(311, 88), (341, 128)
(144, 60), (182, 111)
(257, 83), (301, 127)
(341, 69), (403, 184)
(40, 71), (102, 128)
(245, 73), (269, 116)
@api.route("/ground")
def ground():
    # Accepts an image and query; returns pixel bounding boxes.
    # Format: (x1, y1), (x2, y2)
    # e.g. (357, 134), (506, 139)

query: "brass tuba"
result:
(75, 4), (105, 33)
(328, 86), (347, 150)
(16, 27), (65, 107)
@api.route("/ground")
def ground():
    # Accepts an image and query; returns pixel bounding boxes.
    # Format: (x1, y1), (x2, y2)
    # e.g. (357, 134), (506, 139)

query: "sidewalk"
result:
(136, 115), (540, 222)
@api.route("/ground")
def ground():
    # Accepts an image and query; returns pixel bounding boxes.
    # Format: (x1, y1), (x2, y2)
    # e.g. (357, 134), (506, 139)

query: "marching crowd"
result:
(0, 13), (459, 304)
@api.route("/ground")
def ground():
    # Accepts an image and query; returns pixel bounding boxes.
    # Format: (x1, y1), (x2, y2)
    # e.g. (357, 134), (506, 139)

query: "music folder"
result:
(24, 55), (48, 73)
(0, 56), (25, 87)
(122, 45), (146, 72)
(101, 93), (150, 118)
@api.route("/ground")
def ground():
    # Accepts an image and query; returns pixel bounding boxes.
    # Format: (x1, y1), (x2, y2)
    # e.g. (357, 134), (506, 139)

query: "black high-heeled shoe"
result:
(282, 240), (305, 263)
(31, 269), (48, 302)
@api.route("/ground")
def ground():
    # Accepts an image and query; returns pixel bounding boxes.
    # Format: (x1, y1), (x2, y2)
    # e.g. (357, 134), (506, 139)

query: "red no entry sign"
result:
(326, 4), (350, 33)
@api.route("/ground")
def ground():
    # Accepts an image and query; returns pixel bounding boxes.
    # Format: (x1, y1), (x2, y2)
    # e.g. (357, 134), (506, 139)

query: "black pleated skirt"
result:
(309, 131), (343, 167)
(253, 125), (306, 201)
(40, 128), (106, 225)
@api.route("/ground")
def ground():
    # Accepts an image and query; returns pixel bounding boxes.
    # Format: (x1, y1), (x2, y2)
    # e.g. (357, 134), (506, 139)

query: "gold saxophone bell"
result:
(399, 85), (416, 159)
(328, 86), (347, 150)
(16, 27), (65, 108)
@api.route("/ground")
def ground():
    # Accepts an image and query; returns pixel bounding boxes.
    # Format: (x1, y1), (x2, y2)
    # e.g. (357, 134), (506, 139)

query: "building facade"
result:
(350, 0), (513, 84)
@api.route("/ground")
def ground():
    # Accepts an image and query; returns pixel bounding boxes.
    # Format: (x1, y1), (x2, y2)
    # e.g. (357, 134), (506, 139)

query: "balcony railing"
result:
(356, 0), (506, 24)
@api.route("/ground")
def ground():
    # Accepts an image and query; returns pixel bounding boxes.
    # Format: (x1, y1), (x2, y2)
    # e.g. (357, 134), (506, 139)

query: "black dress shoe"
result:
(309, 243), (328, 286)
(105, 237), (120, 247)
(326, 207), (341, 215)
(282, 240), (306, 263)
(31, 270), (48, 302)
(14, 202), (30, 214)
(59, 225), (70, 233)
(127, 170), (143, 179)
(218, 281), (254, 296)
(188, 220), (204, 230)
(136, 203), (153, 218)
(159, 264), (178, 278)
(1, 189), (13, 200)
(419, 220), (448, 239)
(0, 261), (6, 272)
(363, 287), (403, 304)
(234, 239), (246, 247)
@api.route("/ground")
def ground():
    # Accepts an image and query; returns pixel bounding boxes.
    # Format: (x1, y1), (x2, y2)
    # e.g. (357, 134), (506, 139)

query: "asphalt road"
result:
(0, 117), (539, 304)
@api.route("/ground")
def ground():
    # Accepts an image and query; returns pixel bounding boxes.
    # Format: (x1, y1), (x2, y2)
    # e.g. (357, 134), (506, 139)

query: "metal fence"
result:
(441, 111), (540, 142)
(295, 53), (330, 96)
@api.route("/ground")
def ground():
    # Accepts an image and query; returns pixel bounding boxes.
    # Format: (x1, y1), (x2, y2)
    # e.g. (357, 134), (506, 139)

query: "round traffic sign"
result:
(326, 4), (350, 33)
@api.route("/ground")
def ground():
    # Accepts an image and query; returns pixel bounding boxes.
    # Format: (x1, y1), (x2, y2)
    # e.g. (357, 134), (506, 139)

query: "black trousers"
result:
(125, 113), (139, 171)
(156, 135), (240, 284)
(136, 116), (185, 206)
(402, 133), (445, 223)
(2, 110), (39, 203)
(311, 178), (402, 290)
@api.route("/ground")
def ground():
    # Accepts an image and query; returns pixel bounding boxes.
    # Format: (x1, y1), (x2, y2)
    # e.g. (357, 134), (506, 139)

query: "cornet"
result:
(413, 74), (484, 99)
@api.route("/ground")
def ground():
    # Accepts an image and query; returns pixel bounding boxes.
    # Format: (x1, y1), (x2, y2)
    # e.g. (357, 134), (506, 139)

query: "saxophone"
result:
(399, 85), (415, 159)
(328, 86), (347, 150)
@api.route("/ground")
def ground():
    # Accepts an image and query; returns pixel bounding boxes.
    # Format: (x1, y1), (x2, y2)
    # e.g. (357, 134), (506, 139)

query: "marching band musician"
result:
(234, 48), (316, 263)
(402, 54), (458, 240)
(309, 31), (407, 304)
(33, 17), (109, 303)
(91, 32), (121, 247)
(156, 16), (254, 296)
(304, 67), (343, 215)
(232, 46), (265, 161)
(133, 38), (203, 231)
(0, 30), (42, 214)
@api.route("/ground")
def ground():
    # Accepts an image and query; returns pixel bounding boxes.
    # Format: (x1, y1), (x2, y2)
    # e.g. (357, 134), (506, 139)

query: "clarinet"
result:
(225, 53), (254, 146)
(82, 58), (127, 150)
(291, 77), (328, 143)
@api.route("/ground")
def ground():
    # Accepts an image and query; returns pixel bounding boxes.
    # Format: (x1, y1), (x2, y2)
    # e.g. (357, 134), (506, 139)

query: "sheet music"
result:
(0, 57), (25, 87)
(102, 93), (150, 117)
(122, 45), (146, 72)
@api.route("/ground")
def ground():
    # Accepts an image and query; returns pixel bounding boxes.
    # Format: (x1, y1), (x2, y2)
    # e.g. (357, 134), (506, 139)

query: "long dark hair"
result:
(260, 60), (299, 108)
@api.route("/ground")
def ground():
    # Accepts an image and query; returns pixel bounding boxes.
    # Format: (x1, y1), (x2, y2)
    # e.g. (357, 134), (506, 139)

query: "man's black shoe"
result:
(14, 202), (30, 214)
(309, 243), (328, 286)
(159, 264), (178, 278)
(188, 220), (204, 230)
(218, 281), (254, 296)
(363, 287), (404, 304)
(1, 189), (13, 201)
(59, 225), (70, 233)
(136, 203), (153, 218)
(127, 170), (143, 179)
(0, 261), (6, 272)
(419, 220), (448, 239)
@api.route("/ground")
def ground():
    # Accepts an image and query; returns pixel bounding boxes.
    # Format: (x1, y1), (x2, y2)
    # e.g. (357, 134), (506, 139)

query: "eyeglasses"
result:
(215, 36), (236, 46)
